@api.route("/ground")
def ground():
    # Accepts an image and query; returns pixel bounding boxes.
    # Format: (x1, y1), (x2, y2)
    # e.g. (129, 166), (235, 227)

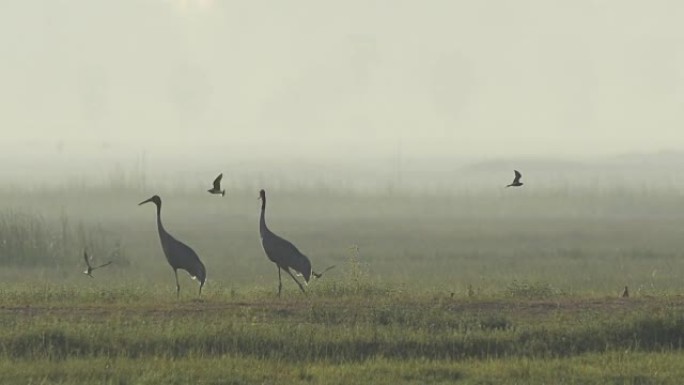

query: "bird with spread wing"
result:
(82, 250), (113, 278)
(506, 170), (524, 187)
(208, 173), (225, 196)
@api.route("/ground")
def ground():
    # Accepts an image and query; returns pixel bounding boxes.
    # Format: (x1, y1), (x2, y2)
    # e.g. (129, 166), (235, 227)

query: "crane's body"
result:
(139, 195), (206, 298)
(259, 189), (332, 296)
(260, 221), (313, 282)
(208, 173), (225, 196)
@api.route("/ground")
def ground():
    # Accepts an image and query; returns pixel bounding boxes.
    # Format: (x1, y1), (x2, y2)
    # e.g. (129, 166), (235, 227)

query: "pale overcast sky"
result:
(1, 0), (683, 160)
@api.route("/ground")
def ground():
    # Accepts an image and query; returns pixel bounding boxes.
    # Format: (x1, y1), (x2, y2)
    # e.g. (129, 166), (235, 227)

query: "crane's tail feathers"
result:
(312, 265), (336, 279)
(294, 271), (309, 285)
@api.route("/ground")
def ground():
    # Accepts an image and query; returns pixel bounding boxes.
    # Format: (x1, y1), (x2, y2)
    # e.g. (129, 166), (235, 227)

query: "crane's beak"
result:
(138, 197), (154, 206)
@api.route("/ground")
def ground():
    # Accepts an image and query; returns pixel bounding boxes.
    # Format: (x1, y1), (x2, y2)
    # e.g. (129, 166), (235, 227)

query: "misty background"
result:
(1, 1), (684, 191)
(2, 1), (684, 294)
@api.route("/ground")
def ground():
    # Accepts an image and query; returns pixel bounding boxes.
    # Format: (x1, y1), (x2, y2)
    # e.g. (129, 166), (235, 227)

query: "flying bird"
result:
(82, 250), (112, 278)
(258, 189), (332, 296)
(207, 173), (225, 196)
(506, 170), (523, 187)
(139, 195), (206, 298)
(315, 265), (336, 277)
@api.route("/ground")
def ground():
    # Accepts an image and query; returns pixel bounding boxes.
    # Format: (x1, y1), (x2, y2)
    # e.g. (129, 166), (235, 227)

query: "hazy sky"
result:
(1, 0), (683, 160)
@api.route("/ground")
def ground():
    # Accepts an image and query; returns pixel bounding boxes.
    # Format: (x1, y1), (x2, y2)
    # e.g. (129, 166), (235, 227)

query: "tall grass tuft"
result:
(0, 210), (130, 267)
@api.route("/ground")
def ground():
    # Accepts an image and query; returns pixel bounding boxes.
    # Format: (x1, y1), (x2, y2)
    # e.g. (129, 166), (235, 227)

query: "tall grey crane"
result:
(258, 189), (331, 296)
(139, 195), (206, 298)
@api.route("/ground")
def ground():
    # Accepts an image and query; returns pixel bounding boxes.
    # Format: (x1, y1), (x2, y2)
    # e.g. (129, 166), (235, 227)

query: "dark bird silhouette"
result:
(621, 285), (629, 298)
(207, 173), (225, 196)
(258, 189), (332, 296)
(82, 250), (112, 278)
(506, 170), (523, 187)
(139, 195), (206, 298)
(314, 265), (336, 278)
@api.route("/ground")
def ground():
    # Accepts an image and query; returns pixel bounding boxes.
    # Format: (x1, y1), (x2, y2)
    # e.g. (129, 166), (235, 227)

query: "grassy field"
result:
(1, 285), (684, 384)
(1, 185), (684, 383)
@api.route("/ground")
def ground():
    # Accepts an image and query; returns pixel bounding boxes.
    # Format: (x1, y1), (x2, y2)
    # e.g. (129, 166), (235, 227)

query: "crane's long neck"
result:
(155, 202), (166, 238)
(152, 202), (174, 262)
(259, 197), (268, 237)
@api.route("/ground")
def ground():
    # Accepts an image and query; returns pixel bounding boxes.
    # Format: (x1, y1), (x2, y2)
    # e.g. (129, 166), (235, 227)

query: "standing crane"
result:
(207, 173), (225, 196)
(258, 189), (332, 296)
(139, 195), (206, 298)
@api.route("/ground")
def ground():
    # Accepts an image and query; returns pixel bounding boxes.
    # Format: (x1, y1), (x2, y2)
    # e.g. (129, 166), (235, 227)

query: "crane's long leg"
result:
(277, 265), (282, 297)
(284, 269), (306, 294)
(174, 269), (180, 299)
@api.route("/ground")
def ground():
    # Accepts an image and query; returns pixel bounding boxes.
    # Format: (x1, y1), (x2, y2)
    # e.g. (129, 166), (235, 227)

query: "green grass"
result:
(1, 186), (684, 383)
(4, 352), (684, 385)
(0, 284), (684, 383)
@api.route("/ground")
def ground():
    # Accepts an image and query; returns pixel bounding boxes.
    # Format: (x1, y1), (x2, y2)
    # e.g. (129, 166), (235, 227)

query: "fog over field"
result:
(4, 2), (684, 383)
(1, 0), (684, 182)
(1, 0), (684, 282)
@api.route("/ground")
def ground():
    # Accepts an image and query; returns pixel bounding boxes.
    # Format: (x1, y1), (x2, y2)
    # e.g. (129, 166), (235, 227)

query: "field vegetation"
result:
(1, 179), (684, 383)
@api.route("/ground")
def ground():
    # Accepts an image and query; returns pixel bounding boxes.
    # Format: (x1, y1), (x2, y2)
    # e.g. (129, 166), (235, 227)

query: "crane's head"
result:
(191, 262), (207, 296)
(138, 195), (161, 207)
(258, 189), (265, 200)
(195, 268), (207, 289)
